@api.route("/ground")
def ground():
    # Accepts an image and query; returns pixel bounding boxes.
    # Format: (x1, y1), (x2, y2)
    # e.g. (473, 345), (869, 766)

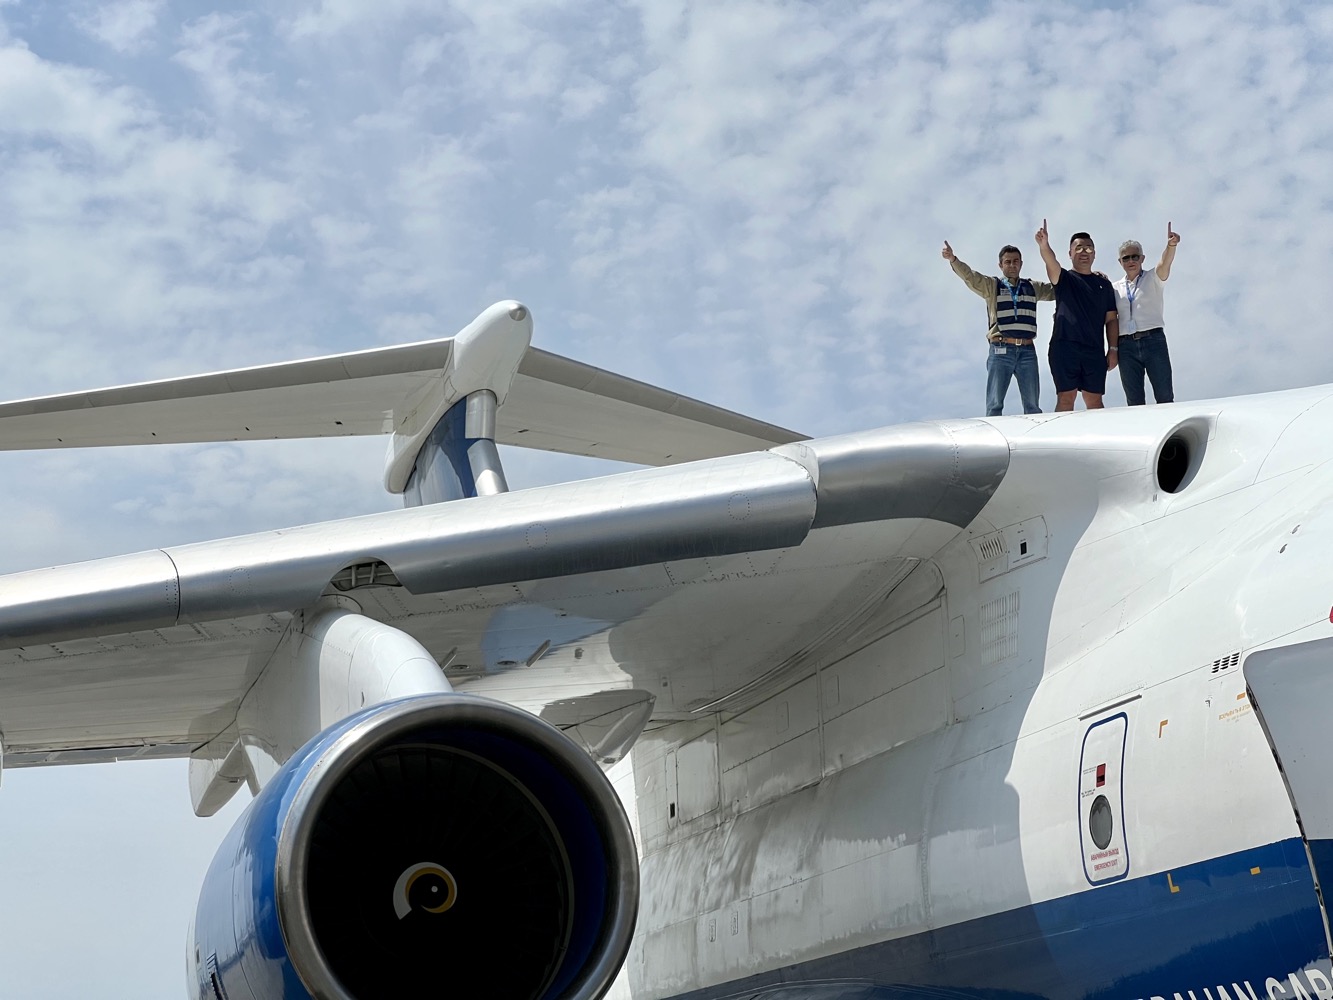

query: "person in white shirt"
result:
(1113, 223), (1181, 405)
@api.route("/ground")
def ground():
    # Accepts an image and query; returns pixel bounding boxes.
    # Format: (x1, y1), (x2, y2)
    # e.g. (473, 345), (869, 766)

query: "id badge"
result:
(1123, 317), (1137, 335)
(993, 346), (1007, 355)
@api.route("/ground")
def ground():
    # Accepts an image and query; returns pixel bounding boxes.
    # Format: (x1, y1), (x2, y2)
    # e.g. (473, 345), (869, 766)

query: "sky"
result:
(0, 0), (1332, 996)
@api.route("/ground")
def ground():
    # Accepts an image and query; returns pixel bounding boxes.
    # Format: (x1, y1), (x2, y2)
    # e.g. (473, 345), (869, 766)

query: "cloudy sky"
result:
(0, 0), (1331, 995)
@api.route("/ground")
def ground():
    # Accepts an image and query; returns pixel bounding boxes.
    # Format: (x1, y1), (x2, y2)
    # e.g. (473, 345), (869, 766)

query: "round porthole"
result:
(1089, 794), (1113, 850)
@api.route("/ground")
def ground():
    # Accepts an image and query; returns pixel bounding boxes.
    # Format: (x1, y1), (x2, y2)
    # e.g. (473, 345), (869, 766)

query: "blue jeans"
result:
(1117, 328), (1174, 405)
(986, 342), (1041, 416)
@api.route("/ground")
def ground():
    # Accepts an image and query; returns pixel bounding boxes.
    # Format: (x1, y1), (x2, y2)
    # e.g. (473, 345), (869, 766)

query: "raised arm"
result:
(1035, 218), (1061, 284)
(942, 240), (990, 297)
(1156, 221), (1180, 280)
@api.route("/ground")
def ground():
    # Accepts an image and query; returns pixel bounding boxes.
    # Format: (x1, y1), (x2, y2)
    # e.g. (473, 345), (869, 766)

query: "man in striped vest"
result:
(943, 241), (1055, 416)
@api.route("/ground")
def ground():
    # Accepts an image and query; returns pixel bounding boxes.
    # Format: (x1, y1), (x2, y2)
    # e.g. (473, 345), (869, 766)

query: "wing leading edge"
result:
(0, 421), (1009, 767)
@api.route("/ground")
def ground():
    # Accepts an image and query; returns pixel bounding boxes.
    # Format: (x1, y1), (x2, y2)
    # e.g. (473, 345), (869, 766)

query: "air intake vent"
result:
(975, 533), (1008, 561)
(1209, 651), (1241, 674)
(980, 592), (1020, 666)
(330, 561), (402, 591)
(971, 517), (1048, 583)
(1156, 417), (1210, 494)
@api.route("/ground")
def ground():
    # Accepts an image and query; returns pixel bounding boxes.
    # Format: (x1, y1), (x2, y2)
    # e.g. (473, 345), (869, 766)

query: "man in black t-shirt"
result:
(1035, 221), (1120, 411)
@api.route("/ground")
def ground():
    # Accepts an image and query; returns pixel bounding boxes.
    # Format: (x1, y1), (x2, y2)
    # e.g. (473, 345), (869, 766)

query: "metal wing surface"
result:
(0, 422), (1009, 768)
(0, 340), (802, 466)
(0, 339), (451, 444)
(502, 348), (803, 464)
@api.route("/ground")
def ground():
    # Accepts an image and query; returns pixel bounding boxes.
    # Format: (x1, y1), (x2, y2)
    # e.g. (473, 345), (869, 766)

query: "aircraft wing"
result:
(0, 339), (803, 466)
(503, 348), (802, 465)
(0, 421), (1009, 769)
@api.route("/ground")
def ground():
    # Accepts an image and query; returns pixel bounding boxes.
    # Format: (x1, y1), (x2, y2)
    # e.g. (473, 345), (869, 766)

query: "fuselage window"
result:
(1089, 794), (1113, 850)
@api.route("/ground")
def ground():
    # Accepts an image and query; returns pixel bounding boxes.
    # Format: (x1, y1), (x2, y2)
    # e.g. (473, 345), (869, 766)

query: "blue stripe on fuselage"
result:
(664, 839), (1330, 1000)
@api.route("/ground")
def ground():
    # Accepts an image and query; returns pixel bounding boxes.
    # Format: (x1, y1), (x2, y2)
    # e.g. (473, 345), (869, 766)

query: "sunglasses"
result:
(1120, 254), (1143, 262)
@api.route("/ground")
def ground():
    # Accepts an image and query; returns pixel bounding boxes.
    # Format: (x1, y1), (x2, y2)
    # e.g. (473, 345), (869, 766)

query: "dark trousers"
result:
(1118, 328), (1173, 405)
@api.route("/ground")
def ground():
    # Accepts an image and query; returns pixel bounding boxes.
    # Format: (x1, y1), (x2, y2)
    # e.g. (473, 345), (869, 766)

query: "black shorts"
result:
(1049, 342), (1107, 394)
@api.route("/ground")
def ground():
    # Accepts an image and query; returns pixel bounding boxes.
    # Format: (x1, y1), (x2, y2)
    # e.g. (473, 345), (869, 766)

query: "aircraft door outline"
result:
(1079, 712), (1130, 885)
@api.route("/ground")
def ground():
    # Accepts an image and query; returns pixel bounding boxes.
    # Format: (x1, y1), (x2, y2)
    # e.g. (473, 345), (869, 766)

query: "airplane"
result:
(1, 299), (1332, 1000)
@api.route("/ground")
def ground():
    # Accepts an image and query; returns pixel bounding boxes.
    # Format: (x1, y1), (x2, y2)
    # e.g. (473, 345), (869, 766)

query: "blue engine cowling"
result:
(189, 694), (639, 1000)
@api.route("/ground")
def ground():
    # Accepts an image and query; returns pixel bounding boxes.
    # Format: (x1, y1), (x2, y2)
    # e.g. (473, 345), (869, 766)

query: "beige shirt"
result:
(950, 258), (1056, 342)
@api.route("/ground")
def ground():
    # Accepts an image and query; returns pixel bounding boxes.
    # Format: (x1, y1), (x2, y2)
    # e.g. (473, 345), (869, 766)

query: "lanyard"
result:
(1126, 273), (1143, 320)
(1001, 278), (1022, 317)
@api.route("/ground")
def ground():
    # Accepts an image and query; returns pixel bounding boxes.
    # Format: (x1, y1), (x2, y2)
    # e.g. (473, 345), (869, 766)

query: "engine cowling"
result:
(189, 694), (639, 1000)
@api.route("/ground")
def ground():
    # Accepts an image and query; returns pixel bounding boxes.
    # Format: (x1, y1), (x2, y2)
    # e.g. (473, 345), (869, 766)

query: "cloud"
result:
(6, 1), (1333, 995)
(0, 41), (152, 150)
(74, 0), (165, 54)
(533, 1), (1333, 427)
(0, 37), (310, 405)
(173, 12), (300, 126)
(285, 0), (443, 39)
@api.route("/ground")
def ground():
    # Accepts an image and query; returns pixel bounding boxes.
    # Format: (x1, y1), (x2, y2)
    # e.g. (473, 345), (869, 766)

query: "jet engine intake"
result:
(190, 694), (638, 1000)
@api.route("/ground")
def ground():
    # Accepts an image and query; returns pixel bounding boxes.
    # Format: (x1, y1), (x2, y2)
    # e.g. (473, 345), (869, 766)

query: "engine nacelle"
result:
(189, 694), (638, 1000)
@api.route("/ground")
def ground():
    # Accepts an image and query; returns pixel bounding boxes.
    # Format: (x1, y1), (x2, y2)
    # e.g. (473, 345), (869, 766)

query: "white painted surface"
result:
(10, 378), (1333, 997)
(625, 387), (1333, 995)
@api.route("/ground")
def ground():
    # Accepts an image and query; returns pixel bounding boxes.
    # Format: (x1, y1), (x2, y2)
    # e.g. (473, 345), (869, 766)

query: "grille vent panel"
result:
(980, 592), (1020, 666)
(330, 561), (402, 591)
(976, 533), (1007, 561)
